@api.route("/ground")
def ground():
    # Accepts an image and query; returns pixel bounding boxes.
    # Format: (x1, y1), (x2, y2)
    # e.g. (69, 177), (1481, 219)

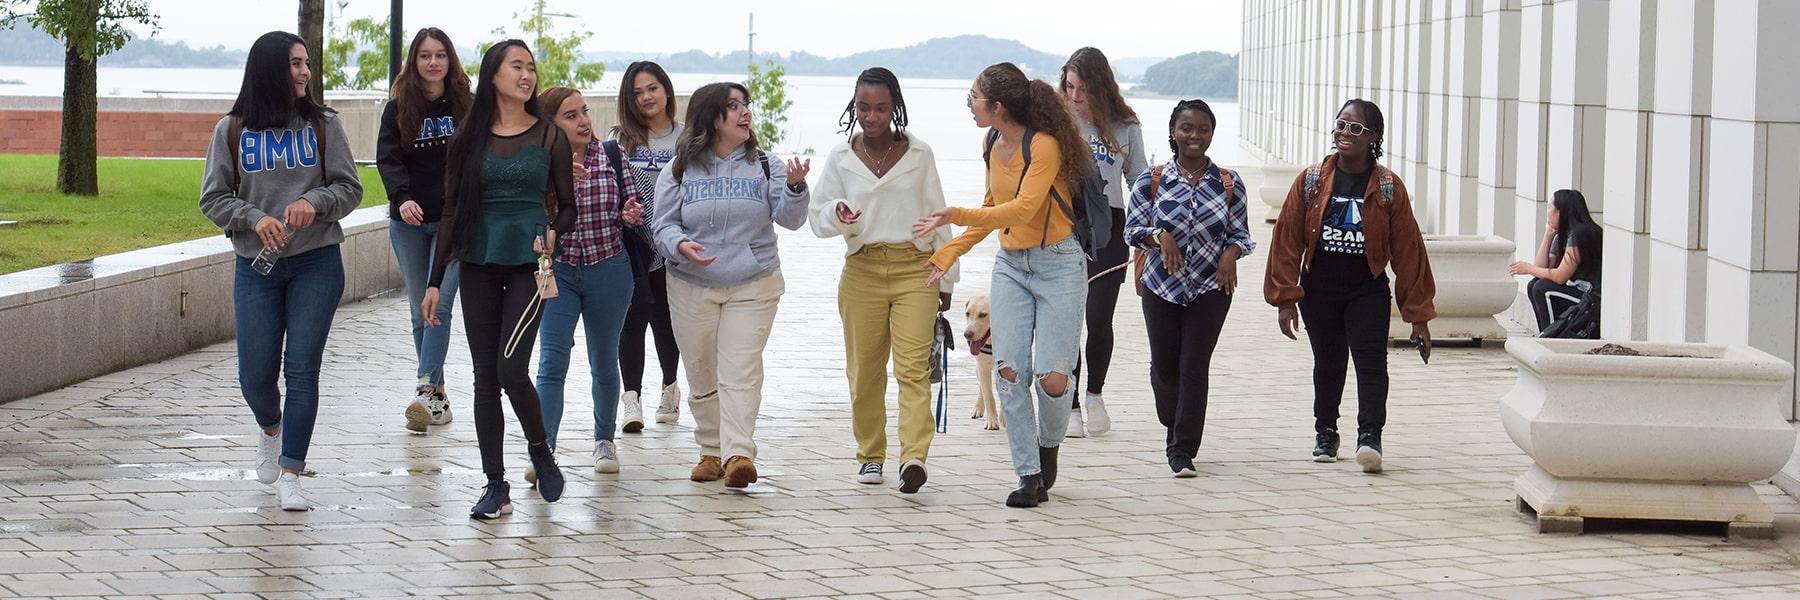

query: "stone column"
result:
(1645, 0), (1714, 343)
(1600, 0), (1656, 340)
(1477, 0), (1521, 239)
(1512, 0), (1555, 257)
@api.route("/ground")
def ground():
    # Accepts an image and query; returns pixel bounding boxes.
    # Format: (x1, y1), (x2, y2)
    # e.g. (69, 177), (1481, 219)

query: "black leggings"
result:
(460, 262), (549, 479)
(1143, 289), (1231, 460)
(1298, 276), (1390, 436)
(1527, 277), (1584, 333)
(619, 267), (680, 392)
(1075, 206), (1129, 406)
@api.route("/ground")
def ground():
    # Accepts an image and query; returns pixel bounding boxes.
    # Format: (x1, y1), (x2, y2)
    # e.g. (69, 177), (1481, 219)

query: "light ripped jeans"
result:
(989, 235), (1088, 476)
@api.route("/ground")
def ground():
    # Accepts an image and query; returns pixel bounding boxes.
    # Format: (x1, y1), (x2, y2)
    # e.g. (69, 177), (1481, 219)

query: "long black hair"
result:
(1337, 98), (1385, 160)
(613, 60), (678, 156)
(229, 31), (329, 130)
(670, 82), (756, 183)
(443, 40), (539, 251)
(1166, 98), (1217, 154)
(1550, 189), (1600, 267)
(836, 67), (907, 140)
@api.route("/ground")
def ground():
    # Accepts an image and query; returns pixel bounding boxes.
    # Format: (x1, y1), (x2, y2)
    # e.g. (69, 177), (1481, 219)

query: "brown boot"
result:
(723, 456), (758, 488)
(690, 455), (724, 482)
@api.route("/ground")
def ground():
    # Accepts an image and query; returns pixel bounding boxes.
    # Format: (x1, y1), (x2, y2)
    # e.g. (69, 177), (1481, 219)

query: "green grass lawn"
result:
(0, 154), (387, 275)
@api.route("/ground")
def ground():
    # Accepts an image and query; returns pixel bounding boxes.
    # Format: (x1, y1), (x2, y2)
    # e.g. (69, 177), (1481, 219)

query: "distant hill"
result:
(1137, 51), (1238, 99)
(596, 35), (1074, 81)
(0, 25), (243, 67)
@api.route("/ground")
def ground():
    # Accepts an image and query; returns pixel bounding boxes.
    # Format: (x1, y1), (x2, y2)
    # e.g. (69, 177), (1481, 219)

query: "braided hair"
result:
(836, 67), (908, 141)
(1166, 99), (1216, 154)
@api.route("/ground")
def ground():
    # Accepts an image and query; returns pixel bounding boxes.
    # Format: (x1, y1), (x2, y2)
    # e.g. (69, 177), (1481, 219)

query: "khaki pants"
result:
(668, 268), (785, 461)
(839, 244), (938, 464)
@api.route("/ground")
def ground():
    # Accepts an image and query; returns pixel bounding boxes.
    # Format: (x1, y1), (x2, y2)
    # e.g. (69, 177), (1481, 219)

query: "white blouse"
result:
(810, 132), (959, 292)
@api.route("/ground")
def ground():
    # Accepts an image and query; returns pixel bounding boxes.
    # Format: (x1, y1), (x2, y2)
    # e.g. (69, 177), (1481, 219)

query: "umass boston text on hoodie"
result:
(651, 147), (810, 288)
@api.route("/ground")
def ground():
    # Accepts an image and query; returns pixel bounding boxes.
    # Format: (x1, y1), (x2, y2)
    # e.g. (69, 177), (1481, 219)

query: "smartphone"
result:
(1413, 337), (1431, 364)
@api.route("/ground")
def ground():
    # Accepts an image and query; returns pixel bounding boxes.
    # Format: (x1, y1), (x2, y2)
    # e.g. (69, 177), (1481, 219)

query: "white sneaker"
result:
(1066, 408), (1087, 438)
(655, 382), (681, 424)
(1085, 395), (1111, 436)
(275, 472), (310, 511)
(620, 391), (645, 434)
(427, 390), (453, 426)
(254, 428), (281, 484)
(404, 387), (432, 434)
(593, 440), (620, 474)
(1356, 445), (1384, 474)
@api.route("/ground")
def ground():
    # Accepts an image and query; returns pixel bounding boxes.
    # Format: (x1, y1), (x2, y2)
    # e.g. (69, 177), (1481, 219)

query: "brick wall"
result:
(0, 109), (222, 158)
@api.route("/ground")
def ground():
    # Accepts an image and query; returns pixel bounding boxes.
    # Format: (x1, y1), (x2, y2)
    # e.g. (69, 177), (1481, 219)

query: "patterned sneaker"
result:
(1066, 408), (1088, 438)
(470, 481), (512, 520)
(1085, 395), (1111, 436)
(655, 383), (682, 424)
(620, 391), (645, 433)
(254, 427), (281, 484)
(1312, 429), (1340, 463)
(275, 472), (310, 511)
(427, 389), (452, 426)
(593, 440), (620, 474)
(856, 462), (883, 484)
(404, 387), (433, 434)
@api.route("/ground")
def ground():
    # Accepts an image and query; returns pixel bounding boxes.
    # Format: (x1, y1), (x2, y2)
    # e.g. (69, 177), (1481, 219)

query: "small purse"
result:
(534, 224), (558, 299)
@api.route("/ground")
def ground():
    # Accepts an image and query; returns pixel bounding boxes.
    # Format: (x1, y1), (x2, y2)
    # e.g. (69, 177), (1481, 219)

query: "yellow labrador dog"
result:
(963, 294), (1002, 430)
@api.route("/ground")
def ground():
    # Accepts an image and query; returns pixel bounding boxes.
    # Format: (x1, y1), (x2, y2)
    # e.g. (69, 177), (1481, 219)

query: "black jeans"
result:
(1076, 206), (1129, 405)
(460, 262), (550, 479)
(1143, 289), (1231, 460)
(1298, 274), (1390, 436)
(1527, 277), (1584, 333)
(619, 267), (681, 393)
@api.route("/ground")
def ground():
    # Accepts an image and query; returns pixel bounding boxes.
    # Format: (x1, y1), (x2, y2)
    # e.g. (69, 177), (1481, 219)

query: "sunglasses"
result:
(1333, 118), (1371, 137)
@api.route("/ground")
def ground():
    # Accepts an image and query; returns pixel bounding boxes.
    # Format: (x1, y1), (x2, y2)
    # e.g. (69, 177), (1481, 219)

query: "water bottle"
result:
(250, 222), (291, 276)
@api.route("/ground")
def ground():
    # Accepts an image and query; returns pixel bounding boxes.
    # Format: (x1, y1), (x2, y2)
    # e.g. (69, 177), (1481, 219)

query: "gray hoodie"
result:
(652, 145), (809, 288)
(1082, 120), (1149, 210)
(199, 113), (363, 259)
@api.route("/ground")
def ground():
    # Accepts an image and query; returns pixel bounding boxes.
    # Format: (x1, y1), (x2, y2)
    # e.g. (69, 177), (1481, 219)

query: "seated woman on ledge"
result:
(1509, 189), (1601, 336)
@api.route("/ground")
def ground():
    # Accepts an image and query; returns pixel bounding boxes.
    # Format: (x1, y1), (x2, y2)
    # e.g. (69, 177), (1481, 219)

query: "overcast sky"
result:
(125, 0), (1243, 60)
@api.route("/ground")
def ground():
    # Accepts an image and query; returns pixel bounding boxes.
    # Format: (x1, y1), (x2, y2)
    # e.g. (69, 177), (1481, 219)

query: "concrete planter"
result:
(1501, 338), (1796, 537)
(1257, 165), (1303, 223)
(1387, 234), (1514, 342)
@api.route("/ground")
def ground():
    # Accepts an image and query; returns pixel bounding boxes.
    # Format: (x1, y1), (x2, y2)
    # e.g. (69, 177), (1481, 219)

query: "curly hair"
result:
(1060, 47), (1138, 152)
(978, 63), (1093, 188)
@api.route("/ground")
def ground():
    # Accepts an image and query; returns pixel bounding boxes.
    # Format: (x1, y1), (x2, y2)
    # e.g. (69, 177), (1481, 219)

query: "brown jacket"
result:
(1262, 155), (1437, 323)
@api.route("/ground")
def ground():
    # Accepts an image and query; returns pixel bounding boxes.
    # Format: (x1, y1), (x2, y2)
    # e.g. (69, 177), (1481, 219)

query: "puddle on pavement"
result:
(115, 464), (482, 481)
(0, 520), (87, 534)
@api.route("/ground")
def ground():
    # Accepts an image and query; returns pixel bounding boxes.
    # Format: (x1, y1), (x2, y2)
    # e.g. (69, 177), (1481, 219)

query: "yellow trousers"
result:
(839, 244), (938, 464)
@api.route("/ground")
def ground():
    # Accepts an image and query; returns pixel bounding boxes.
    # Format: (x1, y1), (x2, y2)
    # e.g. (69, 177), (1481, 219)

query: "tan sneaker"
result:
(690, 455), (724, 482)
(724, 456), (758, 488)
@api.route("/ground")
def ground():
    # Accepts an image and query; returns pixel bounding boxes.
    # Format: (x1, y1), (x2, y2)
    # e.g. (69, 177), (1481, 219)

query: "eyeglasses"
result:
(1333, 118), (1370, 137)
(726, 99), (754, 112)
(966, 90), (990, 106)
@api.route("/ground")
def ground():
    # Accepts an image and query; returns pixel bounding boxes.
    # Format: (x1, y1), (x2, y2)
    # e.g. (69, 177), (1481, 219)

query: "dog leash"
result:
(934, 346), (949, 434)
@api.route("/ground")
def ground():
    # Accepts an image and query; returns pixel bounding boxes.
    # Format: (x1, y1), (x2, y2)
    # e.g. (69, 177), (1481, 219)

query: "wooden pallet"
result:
(1514, 495), (1774, 541)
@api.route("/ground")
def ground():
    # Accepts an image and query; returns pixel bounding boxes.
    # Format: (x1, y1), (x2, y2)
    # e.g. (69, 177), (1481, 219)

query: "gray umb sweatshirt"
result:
(199, 113), (363, 259)
(652, 145), (809, 288)
(1083, 120), (1149, 210)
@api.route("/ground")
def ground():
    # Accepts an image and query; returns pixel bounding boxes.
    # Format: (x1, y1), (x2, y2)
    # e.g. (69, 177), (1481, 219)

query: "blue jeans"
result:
(536, 253), (635, 447)
(990, 235), (1088, 476)
(389, 219), (460, 386)
(234, 244), (345, 472)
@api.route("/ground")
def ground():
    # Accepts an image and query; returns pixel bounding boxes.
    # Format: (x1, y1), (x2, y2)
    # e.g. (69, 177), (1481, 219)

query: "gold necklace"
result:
(857, 134), (897, 175)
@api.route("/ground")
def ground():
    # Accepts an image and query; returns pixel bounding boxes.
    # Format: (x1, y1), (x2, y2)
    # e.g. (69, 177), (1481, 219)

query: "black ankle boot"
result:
(1006, 474), (1043, 508)
(1037, 445), (1059, 502)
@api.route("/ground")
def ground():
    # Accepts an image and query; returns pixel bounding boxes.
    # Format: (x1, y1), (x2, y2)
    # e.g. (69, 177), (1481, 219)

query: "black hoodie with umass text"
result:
(376, 95), (458, 223)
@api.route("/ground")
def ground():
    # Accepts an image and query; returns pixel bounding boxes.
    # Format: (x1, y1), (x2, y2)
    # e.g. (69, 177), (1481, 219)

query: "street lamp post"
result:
(388, 0), (403, 85)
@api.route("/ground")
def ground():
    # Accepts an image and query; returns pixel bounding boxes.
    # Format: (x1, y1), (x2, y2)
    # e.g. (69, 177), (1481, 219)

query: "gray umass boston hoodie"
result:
(652, 145), (809, 288)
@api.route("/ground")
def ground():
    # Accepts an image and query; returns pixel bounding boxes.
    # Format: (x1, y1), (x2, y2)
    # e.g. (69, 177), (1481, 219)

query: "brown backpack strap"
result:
(1220, 167), (1235, 205)
(1148, 165), (1162, 199)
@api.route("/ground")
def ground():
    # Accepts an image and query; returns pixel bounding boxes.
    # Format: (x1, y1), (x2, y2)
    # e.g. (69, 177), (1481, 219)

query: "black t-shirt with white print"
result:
(1307, 168), (1378, 289)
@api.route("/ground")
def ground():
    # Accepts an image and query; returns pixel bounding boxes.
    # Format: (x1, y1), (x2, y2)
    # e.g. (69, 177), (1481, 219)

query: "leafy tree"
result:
(324, 15), (387, 91)
(1140, 51), (1239, 99)
(473, 0), (602, 89)
(298, 0), (323, 105)
(1, 0), (159, 196)
(746, 59), (792, 148)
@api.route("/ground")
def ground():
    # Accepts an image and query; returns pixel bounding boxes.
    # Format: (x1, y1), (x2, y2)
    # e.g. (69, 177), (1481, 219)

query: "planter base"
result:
(1514, 465), (1774, 529)
(1388, 315), (1509, 343)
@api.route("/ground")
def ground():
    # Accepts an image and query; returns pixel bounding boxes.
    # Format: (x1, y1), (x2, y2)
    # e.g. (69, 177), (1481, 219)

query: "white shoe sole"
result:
(1173, 468), (1198, 478)
(594, 461), (620, 474)
(404, 401), (430, 434)
(471, 504), (512, 520)
(898, 462), (927, 494)
(1356, 447), (1383, 473)
(856, 474), (884, 485)
(1313, 454), (1337, 463)
(524, 466), (537, 485)
(655, 412), (678, 424)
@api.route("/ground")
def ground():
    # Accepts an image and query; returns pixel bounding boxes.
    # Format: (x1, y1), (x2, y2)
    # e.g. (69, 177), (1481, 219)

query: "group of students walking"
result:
(201, 29), (1448, 517)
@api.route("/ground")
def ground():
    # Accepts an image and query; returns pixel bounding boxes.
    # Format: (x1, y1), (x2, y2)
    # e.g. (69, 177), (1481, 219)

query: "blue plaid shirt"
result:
(1124, 160), (1255, 305)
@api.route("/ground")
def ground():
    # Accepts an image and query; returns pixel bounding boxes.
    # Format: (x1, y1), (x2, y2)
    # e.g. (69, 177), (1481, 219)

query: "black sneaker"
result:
(1355, 431), (1383, 474)
(529, 443), (565, 502)
(470, 481), (512, 520)
(1312, 429), (1340, 463)
(1170, 456), (1198, 478)
(855, 462), (883, 485)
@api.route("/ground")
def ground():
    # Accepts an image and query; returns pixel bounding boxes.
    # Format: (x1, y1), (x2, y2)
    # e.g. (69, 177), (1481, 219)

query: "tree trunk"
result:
(298, 0), (325, 106)
(57, 44), (98, 196)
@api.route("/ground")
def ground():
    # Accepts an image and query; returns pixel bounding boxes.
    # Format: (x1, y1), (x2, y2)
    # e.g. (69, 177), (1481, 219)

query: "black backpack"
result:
(602, 140), (653, 304)
(1540, 289), (1601, 339)
(983, 128), (1113, 258)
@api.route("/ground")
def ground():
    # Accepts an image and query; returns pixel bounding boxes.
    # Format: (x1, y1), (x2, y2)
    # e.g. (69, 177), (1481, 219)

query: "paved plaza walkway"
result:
(3, 165), (1800, 598)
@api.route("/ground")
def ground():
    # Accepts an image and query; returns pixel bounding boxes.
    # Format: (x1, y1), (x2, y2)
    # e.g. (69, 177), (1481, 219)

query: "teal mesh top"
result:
(430, 118), (575, 286)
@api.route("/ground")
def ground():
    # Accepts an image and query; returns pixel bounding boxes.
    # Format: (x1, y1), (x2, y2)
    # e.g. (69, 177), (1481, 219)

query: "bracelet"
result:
(787, 181), (807, 193)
